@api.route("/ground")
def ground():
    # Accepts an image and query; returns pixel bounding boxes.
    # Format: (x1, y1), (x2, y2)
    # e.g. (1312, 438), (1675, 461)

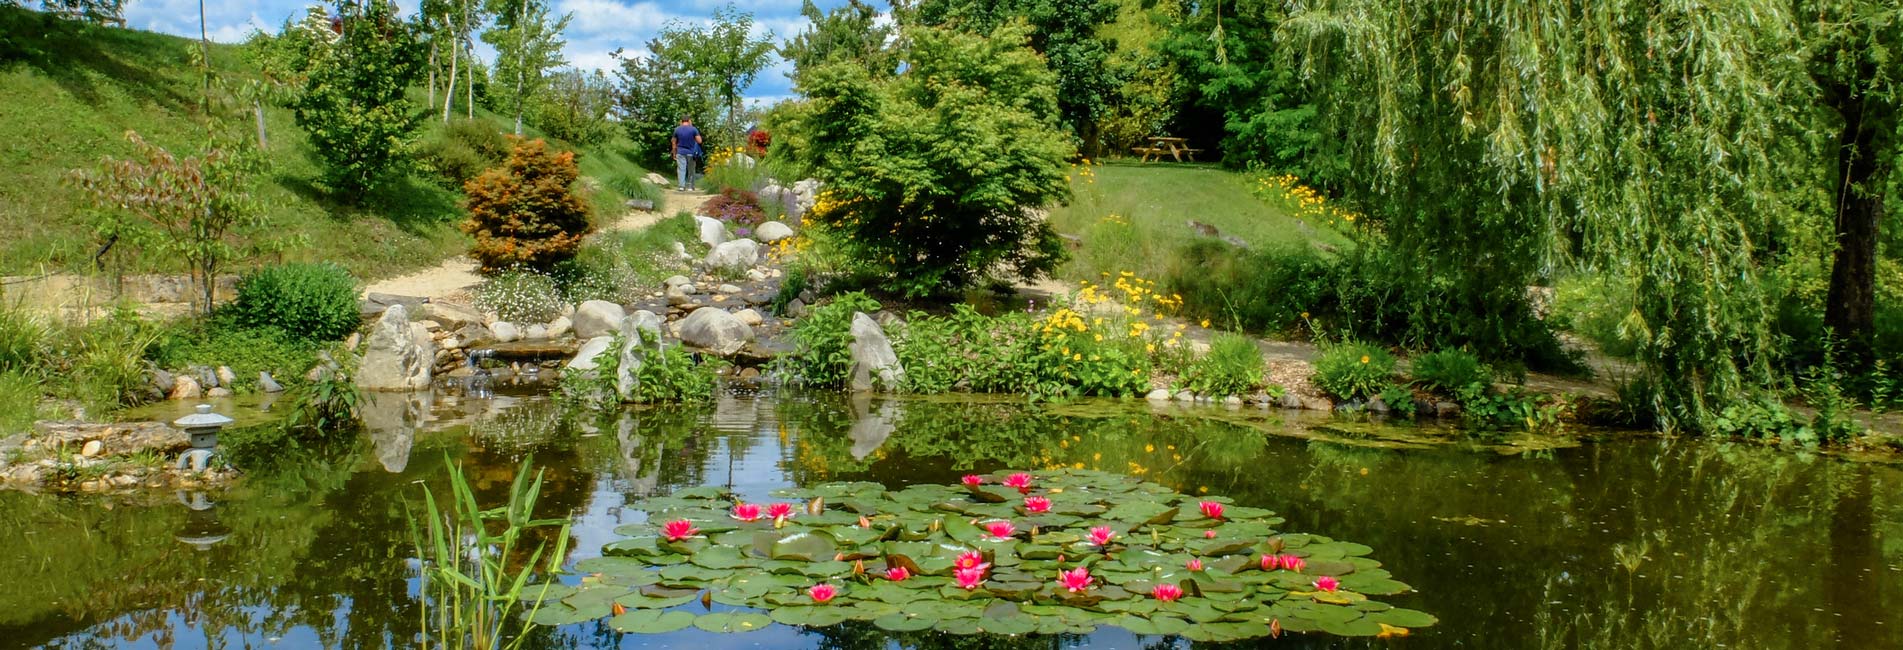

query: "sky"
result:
(117, 0), (874, 102)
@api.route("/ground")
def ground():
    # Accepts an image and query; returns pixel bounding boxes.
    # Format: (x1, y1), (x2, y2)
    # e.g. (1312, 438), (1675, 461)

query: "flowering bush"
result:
(1313, 341), (1398, 401)
(699, 187), (767, 227)
(474, 269), (567, 324)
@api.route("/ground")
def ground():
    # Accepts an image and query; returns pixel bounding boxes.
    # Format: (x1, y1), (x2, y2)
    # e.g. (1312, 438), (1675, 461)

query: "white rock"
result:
(526, 324), (549, 340)
(704, 239), (760, 270)
(567, 336), (615, 371)
(491, 321), (522, 343)
(215, 366), (236, 388)
(670, 241), (691, 261)
(663, 275), (693, 289)
(755, 221), (795, 243)
(357, 304), (433, 391)
(81, 440), (103, 457)
(848, 312), (906, 392)
(572, 300), (627, 340)
(732, 308), (764, 327)
(547, 316), (572, 338)
(1146, 389), (1172, 402)
(417, 302), (484, 330)
(746, 269), (768, 282)
(677, 307), (753, 356)
(717, 284), (744, 294)
(630, 310), (665, 342)
(694, 216), (727, 249)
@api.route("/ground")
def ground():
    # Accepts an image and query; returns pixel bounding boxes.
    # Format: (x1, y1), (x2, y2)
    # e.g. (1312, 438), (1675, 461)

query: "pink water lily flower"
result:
(1087, 526), (1116, 546)
(955, 550), (986, 570)
(886, 566), (911, 582)
(985, 520), (1017, 540)
(1313, 576), (1340, 592)
(767, 502), (795, 521)
(1199, 501), (1225, 520)
(1024, 496), (1052, 513)
(1186, 558), (1204, 571)
(954, 566), (987, 589)
(1204, 530), (1218, 539)
(1280, 554), (1306, 573)
(1261, 554), (1282, 571)
(808, 583), (838, 603)
(661, 519), (698, 541)
(1152, 583), (1185, 602)
(1057, 566), (1093, 593)
(962, 475), (984, 487)
(1003, 473), (1034, 492)
(731, 503), (762, 522)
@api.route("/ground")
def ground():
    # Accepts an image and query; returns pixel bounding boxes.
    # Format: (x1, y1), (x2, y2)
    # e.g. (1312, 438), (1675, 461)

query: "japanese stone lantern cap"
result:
(173, 404), (234, 431)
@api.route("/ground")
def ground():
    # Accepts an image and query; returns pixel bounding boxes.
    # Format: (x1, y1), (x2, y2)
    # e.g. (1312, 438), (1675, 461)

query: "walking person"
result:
(671, 116), (703, 192)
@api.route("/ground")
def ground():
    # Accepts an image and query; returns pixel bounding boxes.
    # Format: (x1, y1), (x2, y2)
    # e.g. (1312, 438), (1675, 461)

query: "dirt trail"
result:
(361, 190), (711, 304)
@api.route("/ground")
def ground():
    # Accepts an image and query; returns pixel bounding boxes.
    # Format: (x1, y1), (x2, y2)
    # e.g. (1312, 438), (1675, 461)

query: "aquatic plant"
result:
(539, 469), (1435, 641)
(410, 458), (571, 650)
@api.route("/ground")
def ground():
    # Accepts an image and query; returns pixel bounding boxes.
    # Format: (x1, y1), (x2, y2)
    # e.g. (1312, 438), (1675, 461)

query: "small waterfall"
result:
(465, 348), (496, 398)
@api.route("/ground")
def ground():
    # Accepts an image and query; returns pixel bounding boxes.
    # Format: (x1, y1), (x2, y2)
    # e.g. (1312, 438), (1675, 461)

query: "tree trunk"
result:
(1823, 95), (1888, 348)
(442, 28), (459, 123)
(197, 0), (210, 119)
(513, 1), (529, 136)
(253, 99), (268, 149)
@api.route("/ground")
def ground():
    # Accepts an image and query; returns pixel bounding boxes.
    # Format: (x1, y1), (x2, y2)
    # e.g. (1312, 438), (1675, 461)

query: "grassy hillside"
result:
(1045, 161), (1352, 284)
(0, 8), (656, 280)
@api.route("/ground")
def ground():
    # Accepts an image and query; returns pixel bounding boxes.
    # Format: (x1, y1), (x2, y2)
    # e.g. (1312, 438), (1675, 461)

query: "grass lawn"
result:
(0, 7), (660, 282)
(1044, 161), (1353, 285)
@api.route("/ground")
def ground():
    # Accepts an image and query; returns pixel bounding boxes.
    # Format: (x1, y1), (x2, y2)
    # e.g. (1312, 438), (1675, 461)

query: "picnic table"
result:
(1132, 136), (1203, 162)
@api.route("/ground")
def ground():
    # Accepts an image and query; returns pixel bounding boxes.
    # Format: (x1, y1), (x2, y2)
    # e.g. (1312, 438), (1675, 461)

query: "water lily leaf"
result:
(692, 611), (772, 633)
(942, 516), (983, 544)
(1371, 607), (1438, 627)
(772, 531), (840, 562)
(1103, 501), (1174, 524)
(1320, 615), (1383, 637)
(609, 609), (696, 633)
(873, 612), (938, 631)
(1116, 614), (1190, 635)
(672, 486), (729, 500)
(691, 545), (753, 570)
(602, 537), (663, 557)
(770, 606), (851, 627)
(527, 602), (593, 626)
(1192, 538), (1257, 557)
(1342, 576), (1412, 595)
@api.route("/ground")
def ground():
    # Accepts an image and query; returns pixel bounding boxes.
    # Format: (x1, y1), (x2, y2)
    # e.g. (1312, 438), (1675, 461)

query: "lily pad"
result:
(609, 610), (697, 634)
(692, 611), (773, 633)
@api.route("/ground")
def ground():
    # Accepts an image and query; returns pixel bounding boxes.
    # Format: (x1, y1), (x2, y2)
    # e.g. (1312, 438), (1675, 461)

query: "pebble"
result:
(81, 440), (103, 457)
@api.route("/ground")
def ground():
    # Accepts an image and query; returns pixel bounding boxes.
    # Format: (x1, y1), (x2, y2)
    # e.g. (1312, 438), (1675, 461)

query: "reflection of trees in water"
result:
(800, 621), (1089, 650)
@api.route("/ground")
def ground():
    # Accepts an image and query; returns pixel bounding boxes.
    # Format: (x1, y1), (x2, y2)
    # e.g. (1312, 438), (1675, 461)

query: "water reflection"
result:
(0, 394), (1897, 650)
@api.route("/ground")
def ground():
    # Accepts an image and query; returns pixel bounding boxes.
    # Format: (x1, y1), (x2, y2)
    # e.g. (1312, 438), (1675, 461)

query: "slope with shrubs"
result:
(0, 7), (658, 281)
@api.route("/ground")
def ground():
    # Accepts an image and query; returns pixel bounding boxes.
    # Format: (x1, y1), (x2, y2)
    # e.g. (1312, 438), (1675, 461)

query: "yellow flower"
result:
(1145, 444), (1155, 452)
(1094, 334), (1103, 342)
(1360, 355), (1371, 364)
(1200, 319), (1211, 328)
(1146, 344), (1156, 353)
(1073, 353), (1082, 361)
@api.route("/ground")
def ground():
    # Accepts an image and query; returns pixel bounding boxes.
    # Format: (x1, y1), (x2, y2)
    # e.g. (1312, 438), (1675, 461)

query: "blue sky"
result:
(119, 0), (877, 102)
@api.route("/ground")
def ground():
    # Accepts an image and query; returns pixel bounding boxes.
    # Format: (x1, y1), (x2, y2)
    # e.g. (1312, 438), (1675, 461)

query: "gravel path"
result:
(360, 189), (713, 305)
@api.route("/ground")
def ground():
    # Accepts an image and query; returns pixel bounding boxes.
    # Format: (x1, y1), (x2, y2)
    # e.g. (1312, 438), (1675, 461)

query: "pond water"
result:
(3, 391), (1900, 649)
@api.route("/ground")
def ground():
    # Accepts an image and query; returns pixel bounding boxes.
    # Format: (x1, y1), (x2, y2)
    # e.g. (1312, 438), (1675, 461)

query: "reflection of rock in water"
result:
(615, 413), (660, 496)
(469, 398), (564, 457)
(362, 391), (432, 473)
(711, 395), (760, 433)
(848, 395), (898, 460)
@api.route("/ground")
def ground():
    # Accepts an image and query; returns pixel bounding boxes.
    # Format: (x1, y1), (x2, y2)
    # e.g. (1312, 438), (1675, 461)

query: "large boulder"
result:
(630, 310), (665, 343)
(361, 293), (425, 319)
(572, 300), (626, 340)
(416, 302), (484, 330)
(694, 216), (728, 249)
(848, 312), (906, 392)
(357, 304), (434, 391)
(614, 317), (646, 400)
(677, 307), (753, 356)
(490, 321), (522, 343)
(705, 239), (760, 270)
(567, 336), (615, 371)
(755, 221), (795, 244)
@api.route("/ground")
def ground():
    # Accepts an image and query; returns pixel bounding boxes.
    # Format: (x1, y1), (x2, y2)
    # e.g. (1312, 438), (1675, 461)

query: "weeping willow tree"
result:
(1279, 0), (1823, 429)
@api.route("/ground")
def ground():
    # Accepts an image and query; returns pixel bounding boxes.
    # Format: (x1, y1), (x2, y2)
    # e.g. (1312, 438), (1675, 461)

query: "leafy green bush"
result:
(227, 262), (360, 343)
(787, 292), (882, 388)
(1183, 333), (1265, 397)
(0, 302), (43, 373)
(55, 309), (161, 412)
(475, 269), (568, 324)
(1410, 348), (1491, 400)
(788, 24), (1072, 297)
(418, 119), (510, 190)
(560, 336), (722, 406)
(1166, 241), (1340, 335)
(1312, 341), (1397, 401)
(603, 173), (666, 212)
(889, 305), (1045, 394)
(151, 324), (318, 393)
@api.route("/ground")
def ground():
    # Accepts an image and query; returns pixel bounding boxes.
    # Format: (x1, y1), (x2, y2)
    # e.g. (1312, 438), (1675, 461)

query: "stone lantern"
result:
(173, 403), (233, 472)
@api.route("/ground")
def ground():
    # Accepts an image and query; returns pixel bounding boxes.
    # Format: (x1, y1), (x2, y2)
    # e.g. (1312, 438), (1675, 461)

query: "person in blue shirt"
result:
(671, 116), (703, 192)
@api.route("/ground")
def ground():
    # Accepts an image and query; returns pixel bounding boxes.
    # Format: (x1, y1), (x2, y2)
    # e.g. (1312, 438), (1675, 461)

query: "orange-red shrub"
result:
(461, 137), (593, 272)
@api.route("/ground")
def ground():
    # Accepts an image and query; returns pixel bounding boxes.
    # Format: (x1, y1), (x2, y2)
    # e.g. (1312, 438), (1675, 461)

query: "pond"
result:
(2, 391), (1900, 649)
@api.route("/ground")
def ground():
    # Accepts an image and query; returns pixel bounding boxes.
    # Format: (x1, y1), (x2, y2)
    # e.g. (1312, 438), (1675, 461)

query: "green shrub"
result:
(1411, 348), (1491, 400)
(55, 309), (161, 412)
(0, 369), (45, 435)
(474, 269), (568, 324)
(1312, 341), (1397, 401)
(889, 306), (1046, 394)
(787, 291), (882, 388)
(1183, 333), (1265, 397)
(603, 173), (666, 212)
(417, 134), (492, 190)
(151, 324), (318, 393)
(228, 262), (360, 343)
(559, 335), (721, 406)
(1165, 241), (1340, 335)
(0, 302), (44, 373)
